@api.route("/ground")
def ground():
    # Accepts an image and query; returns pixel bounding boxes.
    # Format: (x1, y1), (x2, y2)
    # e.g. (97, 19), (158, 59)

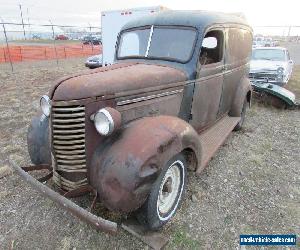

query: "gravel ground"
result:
(0, 59), (299, 249)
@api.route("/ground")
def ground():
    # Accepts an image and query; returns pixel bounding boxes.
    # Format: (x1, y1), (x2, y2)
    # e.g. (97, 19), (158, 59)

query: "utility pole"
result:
(19, 4), (26, 40)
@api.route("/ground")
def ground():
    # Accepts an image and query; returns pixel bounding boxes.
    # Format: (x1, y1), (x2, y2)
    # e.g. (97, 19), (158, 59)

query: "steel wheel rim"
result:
(157, 160), (184, 221)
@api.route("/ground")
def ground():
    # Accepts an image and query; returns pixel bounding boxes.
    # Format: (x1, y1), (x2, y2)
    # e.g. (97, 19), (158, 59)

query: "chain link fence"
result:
(0, 21), (102, 71)
(1, 21), (300, 72)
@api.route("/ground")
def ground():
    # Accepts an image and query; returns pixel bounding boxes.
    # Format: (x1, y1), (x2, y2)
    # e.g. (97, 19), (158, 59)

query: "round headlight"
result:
(40, 95), (51, 117)
(94, 109), (115, 136)
(277, 67), (284, 74)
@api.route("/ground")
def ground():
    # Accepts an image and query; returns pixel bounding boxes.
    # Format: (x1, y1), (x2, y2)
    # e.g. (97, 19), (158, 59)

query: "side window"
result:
(227, 28), (252, 63)
(199, 30), (224, 65)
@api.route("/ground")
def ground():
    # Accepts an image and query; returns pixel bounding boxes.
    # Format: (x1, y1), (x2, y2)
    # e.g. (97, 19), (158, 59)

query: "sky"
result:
(0, 0), (299, 35)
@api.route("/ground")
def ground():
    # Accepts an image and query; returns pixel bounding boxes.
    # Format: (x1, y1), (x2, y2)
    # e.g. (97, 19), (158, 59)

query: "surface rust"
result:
(50, 62), (187, 101)
(89, 115), (201, 213)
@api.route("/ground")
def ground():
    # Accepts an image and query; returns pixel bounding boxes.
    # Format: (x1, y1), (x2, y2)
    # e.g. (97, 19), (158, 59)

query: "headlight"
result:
(93, 108), (121, 136)
(277, 67), (284, 75)
(40, 95), (51, 117)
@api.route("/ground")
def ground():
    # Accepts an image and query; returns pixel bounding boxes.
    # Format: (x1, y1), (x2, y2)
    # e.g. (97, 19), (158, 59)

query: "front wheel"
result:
(137, 153), (187, 230)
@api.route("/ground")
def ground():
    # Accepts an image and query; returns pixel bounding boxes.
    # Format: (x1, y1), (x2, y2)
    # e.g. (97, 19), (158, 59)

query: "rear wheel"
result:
(137, 153), (187, 230)
(234, 98), (247, 131)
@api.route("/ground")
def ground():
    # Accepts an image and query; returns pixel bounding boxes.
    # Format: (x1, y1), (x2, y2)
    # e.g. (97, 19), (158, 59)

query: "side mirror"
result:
(202, 37), (217, 49)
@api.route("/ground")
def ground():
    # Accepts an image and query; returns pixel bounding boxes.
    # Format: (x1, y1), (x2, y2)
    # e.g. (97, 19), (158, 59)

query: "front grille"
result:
(51, 103), (88, 191)
(249, 72), (277, 81)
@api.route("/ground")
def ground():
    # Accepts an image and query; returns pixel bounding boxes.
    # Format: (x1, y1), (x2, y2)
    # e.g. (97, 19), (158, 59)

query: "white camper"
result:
(101, 6), (166, 66)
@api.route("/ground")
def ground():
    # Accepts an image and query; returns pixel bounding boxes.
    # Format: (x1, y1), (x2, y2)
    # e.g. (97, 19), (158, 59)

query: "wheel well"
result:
(182, 148), (197, 171)
(246, 90), (252, 107)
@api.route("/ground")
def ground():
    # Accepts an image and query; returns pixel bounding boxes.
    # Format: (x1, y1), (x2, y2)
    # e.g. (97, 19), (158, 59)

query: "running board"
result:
(196, 115), (240, 175)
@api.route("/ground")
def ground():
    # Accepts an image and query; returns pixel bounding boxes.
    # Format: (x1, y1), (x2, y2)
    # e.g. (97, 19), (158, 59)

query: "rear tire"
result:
(234, 98), (247, 131)
(136, 153), (187, 230)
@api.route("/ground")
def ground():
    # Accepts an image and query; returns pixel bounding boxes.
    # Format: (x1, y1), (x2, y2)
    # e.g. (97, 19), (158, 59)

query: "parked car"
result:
(253, 36), (265, 47)
(249, 47), (293, 86)
(264, 37), (274, 47)
(82, 35), (102, 45)
(85, 54), (103, 69)
(55, 34), (69, 40)
(31, 34), (41, 40)
(14, 11), (252, 236)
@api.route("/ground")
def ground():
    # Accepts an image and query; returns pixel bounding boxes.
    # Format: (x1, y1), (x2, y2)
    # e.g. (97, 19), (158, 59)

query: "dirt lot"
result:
(0, 59), (299, 249)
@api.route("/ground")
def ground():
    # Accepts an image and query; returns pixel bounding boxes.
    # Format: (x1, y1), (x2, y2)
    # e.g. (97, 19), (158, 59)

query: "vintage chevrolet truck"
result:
(12, 11), (253, 235)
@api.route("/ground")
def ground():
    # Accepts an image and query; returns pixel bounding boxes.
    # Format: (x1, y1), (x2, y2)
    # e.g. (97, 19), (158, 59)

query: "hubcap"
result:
(157, 162), (181, 215)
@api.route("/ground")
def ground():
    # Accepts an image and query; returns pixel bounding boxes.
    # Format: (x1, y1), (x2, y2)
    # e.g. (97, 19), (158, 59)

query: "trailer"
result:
(101, 6), (166, 66)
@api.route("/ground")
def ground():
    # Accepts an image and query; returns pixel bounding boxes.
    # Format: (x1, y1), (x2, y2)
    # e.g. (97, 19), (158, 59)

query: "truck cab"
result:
(23, 10), (252, 233)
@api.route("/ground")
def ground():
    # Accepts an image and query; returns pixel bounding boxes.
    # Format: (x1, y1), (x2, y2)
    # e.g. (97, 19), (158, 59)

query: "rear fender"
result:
(90, 115), (201, 213)
(230, 77), (252, 117)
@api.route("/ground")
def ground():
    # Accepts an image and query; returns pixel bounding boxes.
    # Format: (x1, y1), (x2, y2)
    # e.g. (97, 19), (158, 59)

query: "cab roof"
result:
(122, 10), (251, 31)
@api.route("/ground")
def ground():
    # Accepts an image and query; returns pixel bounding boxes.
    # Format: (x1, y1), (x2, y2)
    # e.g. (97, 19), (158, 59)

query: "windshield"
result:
(117, 26), (197, 62)
(252, 49), (285, 61)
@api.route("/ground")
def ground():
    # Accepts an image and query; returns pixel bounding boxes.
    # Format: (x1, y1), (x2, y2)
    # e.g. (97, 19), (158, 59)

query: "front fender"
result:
(230, 77), (252, 117)
(90, 115), (201, 213)
(27, 113), (51, 165)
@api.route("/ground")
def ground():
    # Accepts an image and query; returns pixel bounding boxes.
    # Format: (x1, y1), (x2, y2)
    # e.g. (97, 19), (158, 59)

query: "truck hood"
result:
(250, 60), (287, 73)
(50, 62), (187, 101)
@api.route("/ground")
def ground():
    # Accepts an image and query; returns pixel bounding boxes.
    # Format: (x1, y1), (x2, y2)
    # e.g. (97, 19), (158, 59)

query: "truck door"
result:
(189, 28), (225, 130)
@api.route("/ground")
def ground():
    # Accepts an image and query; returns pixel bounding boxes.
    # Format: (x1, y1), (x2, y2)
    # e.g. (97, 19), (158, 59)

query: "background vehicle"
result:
(82, 35), (102, 45)
(249, 47), (293, 86)
(101, 6), (166, 66)
(85, 54), (103, 68)
(254, 36), (265, 47)
(16, 11), (252, 238)
(55, 34), (69, 40)
(264, 37), (274, 47)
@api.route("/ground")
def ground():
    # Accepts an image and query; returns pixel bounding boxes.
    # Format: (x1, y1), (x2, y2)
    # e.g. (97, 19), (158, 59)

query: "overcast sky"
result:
(0, 0), (299, 28)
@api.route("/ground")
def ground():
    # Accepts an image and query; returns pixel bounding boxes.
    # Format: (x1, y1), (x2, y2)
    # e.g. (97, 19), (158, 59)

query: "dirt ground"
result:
(0, 59), (299, 249)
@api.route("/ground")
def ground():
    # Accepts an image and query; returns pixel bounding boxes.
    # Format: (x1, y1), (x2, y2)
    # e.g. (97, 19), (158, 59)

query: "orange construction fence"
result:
(0, 44), (102, 63)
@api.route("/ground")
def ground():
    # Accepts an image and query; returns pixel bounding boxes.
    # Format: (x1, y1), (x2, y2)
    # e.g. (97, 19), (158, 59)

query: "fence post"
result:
(49, 20), (59, 65)
(19, 46), (23, 62)
(1, 22), (13, 72)
(3, 47), (7, 62)
(88, 23), (94, 53)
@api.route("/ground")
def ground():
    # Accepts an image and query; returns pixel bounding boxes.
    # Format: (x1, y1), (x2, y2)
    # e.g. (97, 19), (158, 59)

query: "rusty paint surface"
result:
(50, 63), (187, 101)
(89, 116), (201, 213)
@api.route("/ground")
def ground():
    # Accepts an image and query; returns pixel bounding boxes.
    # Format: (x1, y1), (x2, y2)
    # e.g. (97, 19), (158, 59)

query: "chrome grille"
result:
(51, 103), (88, 190)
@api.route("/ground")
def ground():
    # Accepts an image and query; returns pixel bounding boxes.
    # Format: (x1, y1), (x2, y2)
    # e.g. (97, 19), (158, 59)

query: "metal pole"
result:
(287, 26), (291, 41)
(88, 22), (94, 52)
(19, 4), (26, 40)
(49, 20), (59, 65)
(27, 7), (31, 39)
(1, 22), (13, 71)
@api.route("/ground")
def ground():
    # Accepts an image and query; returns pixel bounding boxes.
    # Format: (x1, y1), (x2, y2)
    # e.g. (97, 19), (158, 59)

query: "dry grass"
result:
(0, 58), (299, 249)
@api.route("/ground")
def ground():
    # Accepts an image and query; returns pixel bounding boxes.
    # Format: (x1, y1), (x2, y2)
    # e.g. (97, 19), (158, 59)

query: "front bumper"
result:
(10, 159), (118, 235)
(249, 73), (285, 86)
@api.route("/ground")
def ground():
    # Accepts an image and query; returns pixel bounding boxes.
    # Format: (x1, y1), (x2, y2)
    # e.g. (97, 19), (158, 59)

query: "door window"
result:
(199, 30), (224, 65)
